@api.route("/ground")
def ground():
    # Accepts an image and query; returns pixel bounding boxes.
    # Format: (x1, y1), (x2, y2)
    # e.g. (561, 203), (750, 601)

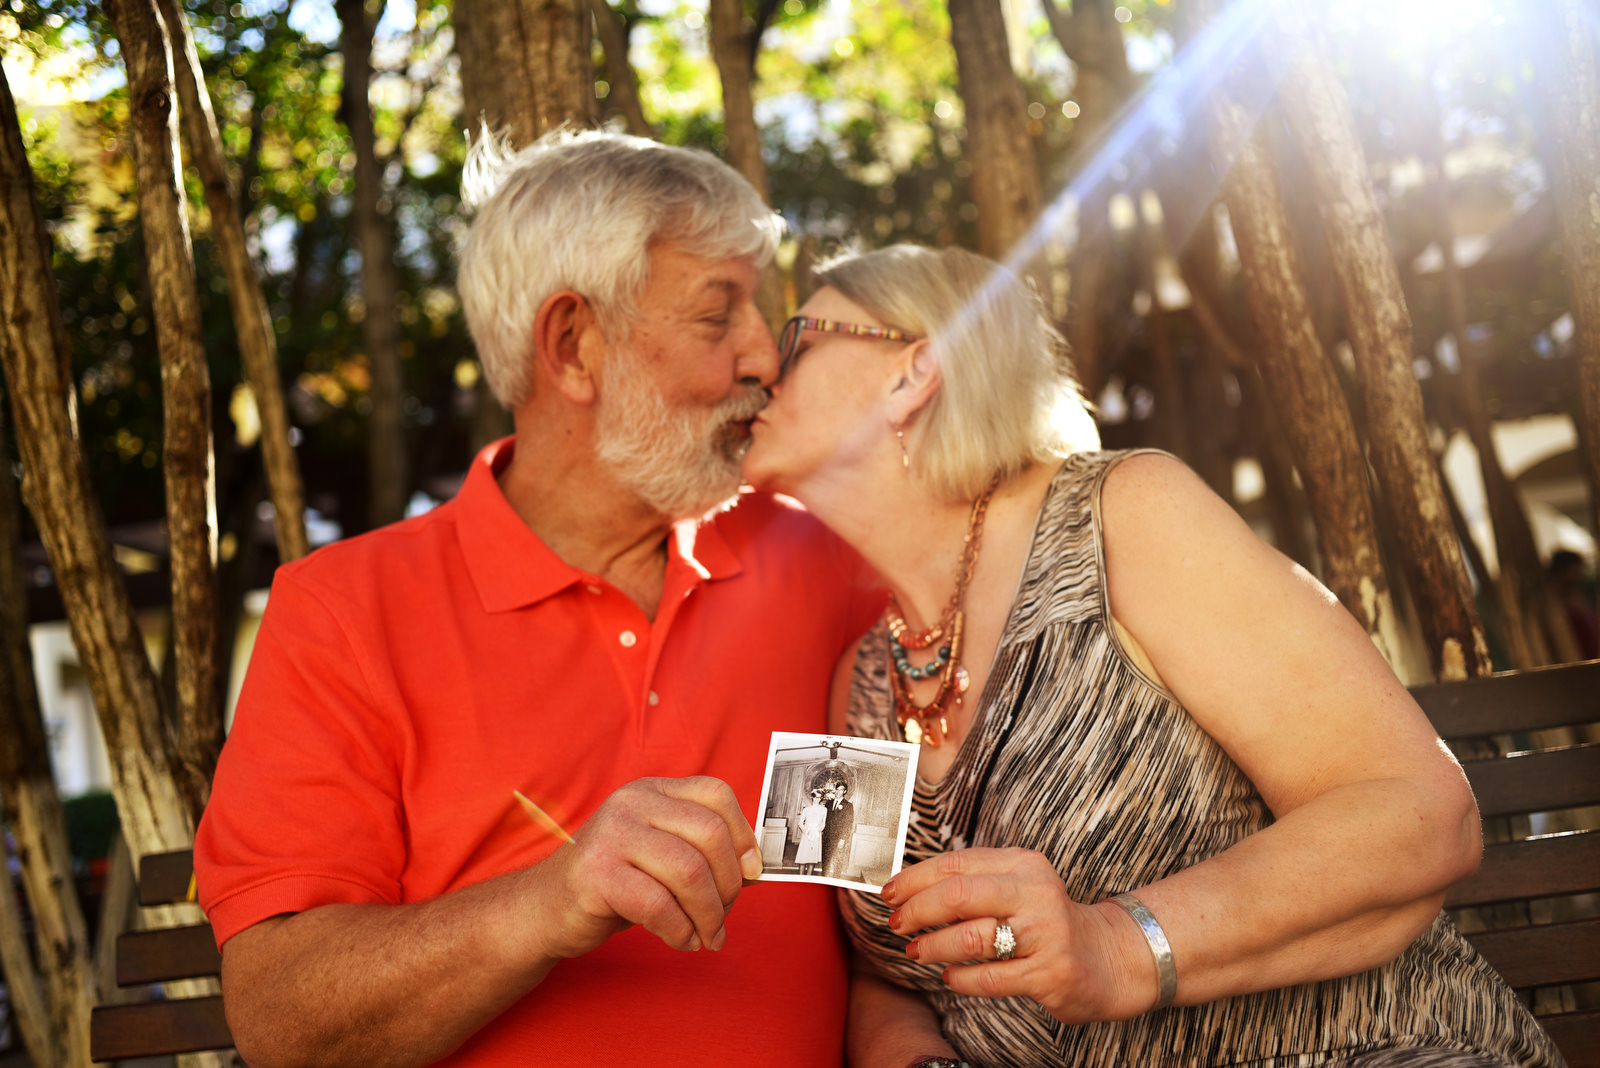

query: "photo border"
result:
(752, 731), (920, 893)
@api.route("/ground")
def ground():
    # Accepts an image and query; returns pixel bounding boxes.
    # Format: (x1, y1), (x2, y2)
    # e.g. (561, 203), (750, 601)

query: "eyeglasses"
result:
(777, 316), (922, 378)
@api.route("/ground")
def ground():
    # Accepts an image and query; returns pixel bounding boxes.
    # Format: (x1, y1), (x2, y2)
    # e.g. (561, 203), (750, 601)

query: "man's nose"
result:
(735, 302), (782, 388)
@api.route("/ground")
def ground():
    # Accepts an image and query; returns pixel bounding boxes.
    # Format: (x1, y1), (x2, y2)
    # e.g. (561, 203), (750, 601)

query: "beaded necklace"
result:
(887, 475), (1000, 746)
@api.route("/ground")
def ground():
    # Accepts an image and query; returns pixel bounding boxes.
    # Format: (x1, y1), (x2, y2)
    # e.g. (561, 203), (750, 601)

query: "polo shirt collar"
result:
(457, 438), (743, 613)
(673, 505), (741, 583)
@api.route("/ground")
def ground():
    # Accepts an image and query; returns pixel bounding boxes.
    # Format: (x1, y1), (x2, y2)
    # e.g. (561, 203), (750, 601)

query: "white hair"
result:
(814, 244), (1099, 501)
(457, 127), (784, 407)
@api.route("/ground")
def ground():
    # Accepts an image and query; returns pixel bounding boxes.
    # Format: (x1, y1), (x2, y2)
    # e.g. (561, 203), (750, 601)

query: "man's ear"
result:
(886, 337), (941, 427)
(531, 291), (604, 405)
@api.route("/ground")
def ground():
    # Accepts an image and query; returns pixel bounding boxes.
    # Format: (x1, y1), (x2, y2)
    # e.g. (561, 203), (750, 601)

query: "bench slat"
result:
(1464, 918), (1600, 988)
(138, 848), (197, 907)
(1463, 744), (1600, 817)
(1542, 1009), (1600, 1068)
(90, 995), (232, 1060)
(1445, 830), (1600, 908)
(115, 924), (222, 987)
(1412, 659), (1600, 738)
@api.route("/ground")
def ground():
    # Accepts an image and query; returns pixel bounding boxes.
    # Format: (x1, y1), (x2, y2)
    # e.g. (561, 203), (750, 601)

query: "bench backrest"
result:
(89, 848), (233, 1061)
(1410, 658), (1600, 1068)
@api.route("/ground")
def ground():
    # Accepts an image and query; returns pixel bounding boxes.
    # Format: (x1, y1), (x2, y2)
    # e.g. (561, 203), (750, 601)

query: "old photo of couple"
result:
(753, 732), (919, 892)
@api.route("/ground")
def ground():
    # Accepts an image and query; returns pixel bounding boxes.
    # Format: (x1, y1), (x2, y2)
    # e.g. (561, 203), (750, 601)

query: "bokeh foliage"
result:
(0, 0), (1585, 549)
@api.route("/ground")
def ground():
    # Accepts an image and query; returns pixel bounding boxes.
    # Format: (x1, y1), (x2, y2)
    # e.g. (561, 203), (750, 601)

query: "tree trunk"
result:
(1422, 140), (1559, 668)
(1543, 0), (1600, 544)
(337, 0), (409, 530)
(1045, 0), (1130, 401)
(106, 0), (221, 818)
(455, 0), (595, 450)
(1274, 19), (1489, 680)
(948, 0), (1041, 264)
(1177, 210), (1244, 505)
(0, 47), (192, 875)
(1211, 89), (1407, 672)
(708, 0), (785, 325)
(455, 0), (595, 148)
(95, 835), (139, 1005)
(0, 844), (53, 1065)
(1239, 366), (1317, 570)
(589, 0), (652, 138)
(0, 407), (94, 1068)
(154, 0), (309, 566)
(1136, 209), (1195, 467)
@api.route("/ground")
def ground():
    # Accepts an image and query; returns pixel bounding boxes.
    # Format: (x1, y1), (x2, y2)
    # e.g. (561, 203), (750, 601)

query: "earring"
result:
(895, 425), (910, 471)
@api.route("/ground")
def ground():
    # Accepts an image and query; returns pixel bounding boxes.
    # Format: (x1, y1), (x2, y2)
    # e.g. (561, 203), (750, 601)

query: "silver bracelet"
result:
(1111, 892), (1177, 1009)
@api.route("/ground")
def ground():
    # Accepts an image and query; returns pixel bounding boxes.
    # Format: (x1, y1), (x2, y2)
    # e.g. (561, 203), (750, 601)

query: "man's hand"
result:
(220, 775), (764, 1068)
(530, 776), (764, 959)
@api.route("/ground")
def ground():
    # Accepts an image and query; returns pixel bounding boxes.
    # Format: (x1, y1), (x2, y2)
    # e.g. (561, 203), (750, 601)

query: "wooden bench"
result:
(89, 848), (235, 1062)
(1411, 657), (1600, 1068)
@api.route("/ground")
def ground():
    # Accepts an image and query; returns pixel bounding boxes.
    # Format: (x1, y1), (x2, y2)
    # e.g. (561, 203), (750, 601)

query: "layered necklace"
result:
(887, 475), (1000, 746)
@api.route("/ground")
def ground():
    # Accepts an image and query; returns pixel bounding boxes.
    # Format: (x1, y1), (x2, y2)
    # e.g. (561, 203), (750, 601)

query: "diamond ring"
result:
(993, 921), (1016, 960)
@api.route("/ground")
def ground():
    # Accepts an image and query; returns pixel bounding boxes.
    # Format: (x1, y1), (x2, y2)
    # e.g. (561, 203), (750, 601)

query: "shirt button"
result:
(648, 691), (660, 706)
(619, 630), (637, 648)
(586, 584), (602, 595)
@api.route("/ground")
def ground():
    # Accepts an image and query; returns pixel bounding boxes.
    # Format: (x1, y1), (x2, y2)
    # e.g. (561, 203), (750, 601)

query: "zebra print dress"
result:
(841, 450), (1564, 1068)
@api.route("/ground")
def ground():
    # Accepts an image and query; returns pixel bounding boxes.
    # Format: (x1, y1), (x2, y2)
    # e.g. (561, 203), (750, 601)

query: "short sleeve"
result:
(195, 562), (409, 946)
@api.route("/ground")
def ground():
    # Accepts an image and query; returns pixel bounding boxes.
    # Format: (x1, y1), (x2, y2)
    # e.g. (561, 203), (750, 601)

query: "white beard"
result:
(594, 345), (769, 519)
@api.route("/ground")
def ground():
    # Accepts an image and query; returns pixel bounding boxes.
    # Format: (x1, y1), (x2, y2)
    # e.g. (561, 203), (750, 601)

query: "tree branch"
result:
(747, 0), (782, 71)
(588, 0), (652, 136)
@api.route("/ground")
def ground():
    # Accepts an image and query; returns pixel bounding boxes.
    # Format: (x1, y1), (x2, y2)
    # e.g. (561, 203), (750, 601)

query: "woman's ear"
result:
(887, 337), (942, 426)
(531, 291), (604, 405)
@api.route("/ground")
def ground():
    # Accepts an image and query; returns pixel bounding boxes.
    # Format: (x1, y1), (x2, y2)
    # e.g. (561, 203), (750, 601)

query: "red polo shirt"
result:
(196, 438), (881, 1067)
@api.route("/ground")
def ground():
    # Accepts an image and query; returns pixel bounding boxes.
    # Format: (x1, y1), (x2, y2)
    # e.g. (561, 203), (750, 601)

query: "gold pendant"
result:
(903, 716), (923, 745)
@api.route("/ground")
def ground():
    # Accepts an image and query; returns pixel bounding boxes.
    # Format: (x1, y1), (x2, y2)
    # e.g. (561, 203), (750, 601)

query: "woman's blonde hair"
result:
(812, 244), (1098, 501)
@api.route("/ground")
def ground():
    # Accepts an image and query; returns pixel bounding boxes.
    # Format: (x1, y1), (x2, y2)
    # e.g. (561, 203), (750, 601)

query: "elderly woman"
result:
(741, 244), (1561, 1068)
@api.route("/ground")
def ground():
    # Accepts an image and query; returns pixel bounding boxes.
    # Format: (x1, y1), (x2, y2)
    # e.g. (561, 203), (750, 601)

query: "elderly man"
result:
(195, 130), (879, 1068)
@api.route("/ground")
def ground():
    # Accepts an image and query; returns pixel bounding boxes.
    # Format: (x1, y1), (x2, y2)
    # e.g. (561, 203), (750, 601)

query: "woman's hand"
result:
(882, 847), (1157, 1024)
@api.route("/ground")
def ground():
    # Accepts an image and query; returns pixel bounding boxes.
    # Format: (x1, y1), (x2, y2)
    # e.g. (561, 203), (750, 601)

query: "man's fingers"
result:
(569, 776), (760, 953)
(599, 865), (701, 951)
(650, 776), (762, 871)
(629, 786), (749, 909)
(625, 830), (737, 951)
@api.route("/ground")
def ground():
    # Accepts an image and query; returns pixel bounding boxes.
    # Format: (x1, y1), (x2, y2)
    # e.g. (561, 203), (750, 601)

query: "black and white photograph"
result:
(753, 732), (919, 892)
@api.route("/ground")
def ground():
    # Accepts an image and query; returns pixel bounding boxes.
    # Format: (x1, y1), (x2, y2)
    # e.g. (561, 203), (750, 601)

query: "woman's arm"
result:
(829, 641), (964, 1067)
(848, 967), (963, 1068)
(1095, 452), (1479, 1006)
(882, 453), (1479, 1022)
